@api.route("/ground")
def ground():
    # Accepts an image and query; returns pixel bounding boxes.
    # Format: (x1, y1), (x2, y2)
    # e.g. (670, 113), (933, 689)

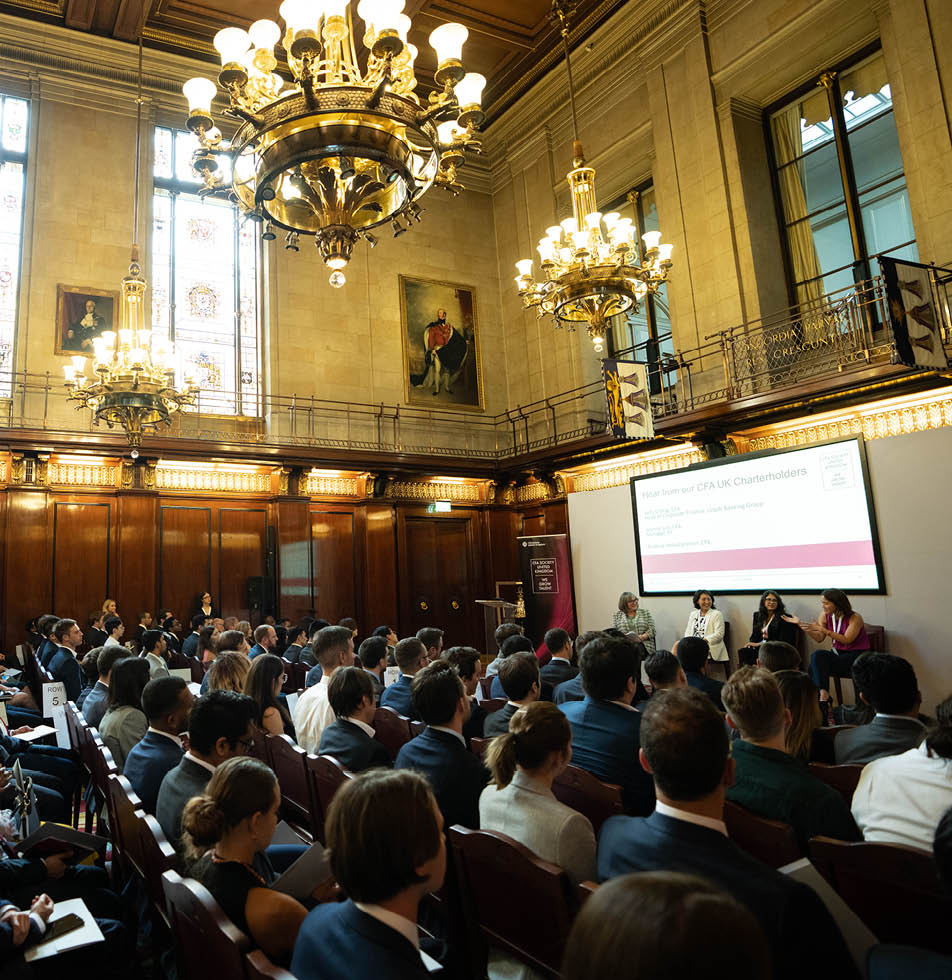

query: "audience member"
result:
(558, 635), (653, 815)
(371, 624), (399, 665)
(216, 629), (250, 656)
(183, 613), (210, 659)
(489, 634), (536, 698)
(123, 675), (193, 813)
(293, 626), (355, 752)
(485, 622), (524, 677)
(598, 687), (858, 980)
(552, 631), (604, 705)
(76, 647), (100, 708)
(183, 757), (308, 963)
(298, 620), (329, 668)
(292, 770), (449, 979)
(357, 636), (388, 697)
(98, 657), (150, 769)
(380, 637), (426, 720)
(852, 695), (952, 850)
(284, 626), (307, 664)
(133, 610), (153, 648)
(562, 872), (771, 980)
(485, 653), (540, 737)
(395, 660), (489, 829)
(82, 644), (127, 729)
(644, 650), (687, 695)
(48, 618), (84, 702)
(318, 667), (392, 772)
(156, 689), (258, 848)
(442, 646), (485, 741)
(84, 609), (107, 650)
(140, 628), (171, 679)
(774, 670), (823, 762)
(102, 615), (124, 649)
(197, 625), (217, 665)
(540, 627), (577, 692)
(722, 667), (858, 849)
(0, 651), (42, 727)
(245, 653), (295, 738)
(675, 636), (724, 711)
(205, 651), (251, 694)
(834, 653), (925, 764)
(757, 640), (801, 673)
(0, 719), (77, 823)
(416, 627), (444, 665)
(249, 624), (277, 660)
(481, 701), (595, 883)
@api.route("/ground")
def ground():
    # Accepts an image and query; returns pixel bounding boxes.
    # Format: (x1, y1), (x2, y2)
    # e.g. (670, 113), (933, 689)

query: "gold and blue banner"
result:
(602, 358), (654, 440)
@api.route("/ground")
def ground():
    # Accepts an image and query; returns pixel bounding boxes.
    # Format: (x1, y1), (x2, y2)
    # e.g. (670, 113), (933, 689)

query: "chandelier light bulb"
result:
(602, 211), (620, 229)
(429, 22), (468, 64)
(560, 216), (577, 236)
(515, 259), (533, 277)
(546, 225), (562, 242)
(213, 27), (251, 64)
(454, 72), (486, 108)
(182, 77), (217, 115)
(436, 120), (463, 145)
(279, 0), (319, 34)
(642, 229), (662, 250)
(658, 243), (674, 262)
(329, 270), (347, 288)
(248, 19), (282, 51)
(584, 211), (602, 231)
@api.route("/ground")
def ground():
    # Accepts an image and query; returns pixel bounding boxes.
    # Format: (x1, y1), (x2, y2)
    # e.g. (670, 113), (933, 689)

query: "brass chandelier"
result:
(182, 0), (485, 287)
(65, 43), (197, 455)
(514, 2), (673, 354)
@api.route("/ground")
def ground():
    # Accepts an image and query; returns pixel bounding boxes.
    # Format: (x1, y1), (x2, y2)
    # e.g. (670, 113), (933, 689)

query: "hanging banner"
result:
(518, 534), (577, 658)
(879, 256), (949, 369)
(602, 358), (655, 439)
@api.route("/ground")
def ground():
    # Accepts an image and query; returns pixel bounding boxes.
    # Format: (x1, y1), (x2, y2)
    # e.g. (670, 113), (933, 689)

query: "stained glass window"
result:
(0, 95), (28, 397)
(152, 126), (259, 416)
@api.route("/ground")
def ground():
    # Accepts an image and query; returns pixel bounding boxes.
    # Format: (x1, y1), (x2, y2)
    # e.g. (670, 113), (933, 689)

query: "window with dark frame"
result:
(152, 125), (260, 417)
(0, 94), (28, 397)
(767, 47), (917, 312)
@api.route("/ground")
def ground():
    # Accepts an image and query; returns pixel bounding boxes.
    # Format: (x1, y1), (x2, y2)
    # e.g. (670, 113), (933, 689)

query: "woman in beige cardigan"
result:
(684, 589), (728, 663)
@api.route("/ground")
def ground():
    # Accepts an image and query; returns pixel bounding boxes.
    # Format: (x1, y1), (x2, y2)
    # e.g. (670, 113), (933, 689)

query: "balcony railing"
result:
(1, 272), (948, 462)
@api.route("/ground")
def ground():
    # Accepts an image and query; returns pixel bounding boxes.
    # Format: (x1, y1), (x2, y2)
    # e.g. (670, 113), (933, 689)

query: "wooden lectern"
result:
(475, 599), (520, 657)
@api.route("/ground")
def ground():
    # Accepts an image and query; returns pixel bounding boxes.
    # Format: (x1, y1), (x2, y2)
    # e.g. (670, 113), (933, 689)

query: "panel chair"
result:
(372, 706), (414, 758)
(832, 624), (885, 704)
(723, 800), (802, 868)
(449, 826), (576, 979)
(162, 870), (250, 980)
(552, 764), (624, 835)
(809, 836), (952, 954)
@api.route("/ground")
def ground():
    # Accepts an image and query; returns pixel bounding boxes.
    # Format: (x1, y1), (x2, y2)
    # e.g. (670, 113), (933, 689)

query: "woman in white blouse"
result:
(684, 589), (727, 663)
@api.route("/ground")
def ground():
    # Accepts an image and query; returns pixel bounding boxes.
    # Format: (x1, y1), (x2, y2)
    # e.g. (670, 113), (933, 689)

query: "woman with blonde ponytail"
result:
(480, 701), (596, 884)
(181, 756), (308, 963)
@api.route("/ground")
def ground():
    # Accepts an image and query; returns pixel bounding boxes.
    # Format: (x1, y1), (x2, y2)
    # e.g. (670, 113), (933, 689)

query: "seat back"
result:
(373, 706), (413, 757)
(268, 734), (316, 837)
(809, 725), (856, 764)
(309, 754), (352, 817)
(449, 825), (574, 978)
(723, 800), (802, 868)
(478, 677), (493, 700)
(291, 661), (308, 691)
(577, 881), (599, 906)
(188, 657), (205, 684)
(469, 737), (491, 760)
(106, 773), (145, 882)
(139, 814), (178, 929)
(551, 764), (623, 835)
(807, 762), (864, 806)
(247, 728), (274, 769)
(482, 698), (508, 714)
(809, 836), (952, 953)
(245, 950), (297, 980)
(280, 660), (296, 695)
(89, 736), (119, 834)
(162, 869), (250, 980)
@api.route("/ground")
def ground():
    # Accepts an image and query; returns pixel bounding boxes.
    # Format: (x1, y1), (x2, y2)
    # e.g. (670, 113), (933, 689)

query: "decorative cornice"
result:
(566, 445), (704, 492)
(305, 474), (360, 497)
(384, 480), (484, 502)
(515, 481), (552, 503)
(47, 461), (120, 488)
(717, 96), (763, 125)
(154, 467), (271, 494)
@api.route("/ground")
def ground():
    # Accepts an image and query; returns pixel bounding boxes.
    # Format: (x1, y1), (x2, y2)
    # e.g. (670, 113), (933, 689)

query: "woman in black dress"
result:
(738, 590), (800, 667)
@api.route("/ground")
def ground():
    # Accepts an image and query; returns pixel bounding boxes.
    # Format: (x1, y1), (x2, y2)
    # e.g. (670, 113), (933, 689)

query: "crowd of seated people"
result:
(3, 594), (950, 980)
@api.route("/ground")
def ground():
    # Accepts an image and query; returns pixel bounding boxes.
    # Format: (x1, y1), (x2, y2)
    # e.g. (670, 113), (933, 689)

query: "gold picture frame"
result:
(55, 284), (120, 357)
(399, 274), (484, 412)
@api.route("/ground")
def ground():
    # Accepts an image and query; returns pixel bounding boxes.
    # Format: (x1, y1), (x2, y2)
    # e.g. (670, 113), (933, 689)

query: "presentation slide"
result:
(631, 438), (883, 594)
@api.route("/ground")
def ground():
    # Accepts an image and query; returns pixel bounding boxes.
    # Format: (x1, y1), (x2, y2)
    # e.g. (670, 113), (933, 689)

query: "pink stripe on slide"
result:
(641, 540), (875, 573)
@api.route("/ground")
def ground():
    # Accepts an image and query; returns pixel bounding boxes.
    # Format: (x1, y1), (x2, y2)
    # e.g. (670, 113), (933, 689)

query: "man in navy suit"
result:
(47, 618), (84, 702)
(558, 635), (654, 815)
(380, 637), (426, 720)
(442, 646), (485, 743)
(395, 660), (489, 830)
(123, 675), (193, 813)
(676, 636), (724, 711)
(292, 769), (452, 979)
(598, 688), (859, 980)
(540, 627), (577, 695)
(181, 613), (209, 660)
(35, 614), (60, 669)
(248, 624), (277, 661)
(484, 652), (540, 737)
(319, 667), (392, 772)
(489, 634), (536, 699)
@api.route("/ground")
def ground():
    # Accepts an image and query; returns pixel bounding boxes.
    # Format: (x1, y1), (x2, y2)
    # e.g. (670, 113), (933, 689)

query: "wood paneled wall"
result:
(0, 486), (569, 652)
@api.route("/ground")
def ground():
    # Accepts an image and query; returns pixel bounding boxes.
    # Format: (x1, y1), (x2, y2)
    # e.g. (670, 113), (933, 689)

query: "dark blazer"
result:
(483, 702), (518, 737)
(748, 614), (800, 647)
(155, 756), (212, 848)
(319, 719), (392, 773)
(365, 669), (385, 698)
(395, 727), (489, 830)
(834, 715), (926, 765)
(284, 644), (303, 664)
(181, 633), (200, 659)
(299, 644), (316, 668)
(553, 674), (584, 705)
(598, 810), (859, 980)
(123, 729), (185, 814)
(685, 671), (725, 711)
(463, 699), (485, 743)
(540, 658), (578, 695)
(292, 899), (444, 979)
(38, 639), (58, 669)
(558, 697), (654, 815)
(47, 646), (82, 702)
(380, 674), (419, 720)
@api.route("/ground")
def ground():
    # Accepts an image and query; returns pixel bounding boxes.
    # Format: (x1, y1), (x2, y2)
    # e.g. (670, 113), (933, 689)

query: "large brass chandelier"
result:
(65, 43), (197, 455)
(182, 1), (484, 287)
(514, 2), (673, 354)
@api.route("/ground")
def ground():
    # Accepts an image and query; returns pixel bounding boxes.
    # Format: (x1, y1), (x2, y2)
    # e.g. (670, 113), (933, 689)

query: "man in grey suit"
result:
(835, 653), (926, 765)
(485, 653), (541, 737)
(155, 689), (258, 849)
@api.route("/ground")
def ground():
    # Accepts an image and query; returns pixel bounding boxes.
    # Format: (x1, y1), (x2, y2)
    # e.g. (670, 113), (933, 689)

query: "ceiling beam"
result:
(64, 0), (98, 31)
(112, 0), (150, 41)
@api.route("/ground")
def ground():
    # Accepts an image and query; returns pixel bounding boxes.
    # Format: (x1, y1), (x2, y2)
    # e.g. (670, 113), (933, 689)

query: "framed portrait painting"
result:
(55, 284), (119, 356)
(400, 275), (484, 411)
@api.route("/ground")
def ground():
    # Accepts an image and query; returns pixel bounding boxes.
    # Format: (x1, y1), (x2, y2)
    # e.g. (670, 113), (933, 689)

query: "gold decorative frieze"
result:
(305, 474), (360, 497)
(47, 462), (120, 488)
(386, 480), (483, 503)
(155, 466), (271, 494)
(568, 446), (704, 492)
(515, 482), (552, 503)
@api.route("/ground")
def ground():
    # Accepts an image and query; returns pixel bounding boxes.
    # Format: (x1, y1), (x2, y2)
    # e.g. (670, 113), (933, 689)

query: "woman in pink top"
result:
(783, 589), (869, 702)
